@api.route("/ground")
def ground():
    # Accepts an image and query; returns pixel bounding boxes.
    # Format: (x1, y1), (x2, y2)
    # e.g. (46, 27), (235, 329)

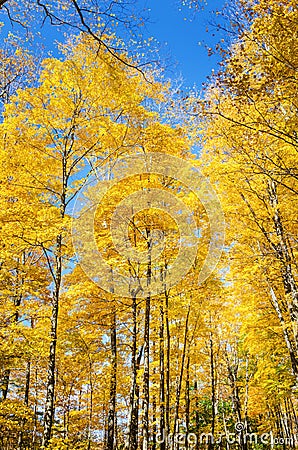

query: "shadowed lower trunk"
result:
(107, 305), (117, 450)
(42, 235), (62, 447)
(142, 228), (152, 450)
(159, 297), (166, 450)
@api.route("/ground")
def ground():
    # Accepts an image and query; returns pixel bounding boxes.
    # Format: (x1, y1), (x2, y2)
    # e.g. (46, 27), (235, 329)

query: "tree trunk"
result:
(268, 180), (298, 327)
(194, 380), (200, 450)
(152, 338), (157, 450)
(142, 294), (151, 450)
(42, 233), (63, 447)
(165, 288), (171, 442)
(17, 360), (31, 450)
(185, 355), (190, 450)
(88, 358), (94, 450)
(209, 330), (216, 450)
(1, 265), (24, 401)
(1, 370), (10, 400)
(107, 305), (117, 450)
(128, 292), (142, 450)
(142, 228), (152, 450)
(173, 303), (190, 446)
(269, 286), (298, 382)
(226, 352), (247, 450)
(42, 153), (67, 446)
(159, 297), (166, 450)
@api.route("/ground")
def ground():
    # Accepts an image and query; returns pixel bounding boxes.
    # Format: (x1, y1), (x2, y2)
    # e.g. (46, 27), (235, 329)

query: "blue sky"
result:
(1, 0), (226, 89)
(147, 0), (225, 87)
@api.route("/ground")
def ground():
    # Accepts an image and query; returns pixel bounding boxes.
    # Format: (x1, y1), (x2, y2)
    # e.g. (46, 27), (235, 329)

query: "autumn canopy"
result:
(0, 0), (297, 449)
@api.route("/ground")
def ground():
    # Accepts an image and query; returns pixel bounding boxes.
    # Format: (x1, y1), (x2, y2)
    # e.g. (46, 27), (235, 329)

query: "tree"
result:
(191, 0), (298, 442)
(2, 0), (298, 447)
(0, 34), (172, 447)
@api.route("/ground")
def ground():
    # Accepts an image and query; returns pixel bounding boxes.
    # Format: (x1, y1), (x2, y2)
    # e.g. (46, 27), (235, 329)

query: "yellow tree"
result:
(189, 0), (298, 442)
(1, 33), (170, 448)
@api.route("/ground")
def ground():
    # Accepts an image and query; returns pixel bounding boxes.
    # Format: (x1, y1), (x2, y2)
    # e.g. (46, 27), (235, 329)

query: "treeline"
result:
(0, 0), (298, 449)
